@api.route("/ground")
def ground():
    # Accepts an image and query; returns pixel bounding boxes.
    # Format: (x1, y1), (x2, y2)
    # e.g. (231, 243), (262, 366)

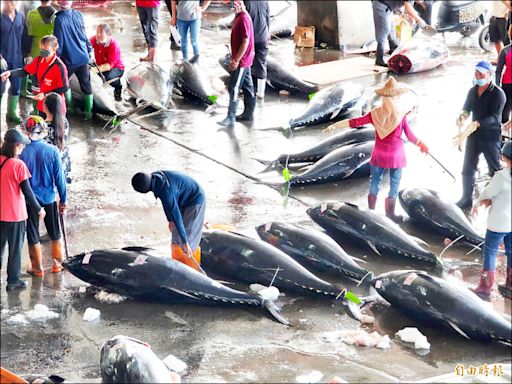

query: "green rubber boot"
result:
(7, 95), (22, 123)
(84, 94), (94, 120)
(65, 89), (75, 114)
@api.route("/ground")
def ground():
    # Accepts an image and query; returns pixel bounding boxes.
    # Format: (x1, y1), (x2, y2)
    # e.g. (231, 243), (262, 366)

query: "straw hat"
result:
(375, 77), (408, 97)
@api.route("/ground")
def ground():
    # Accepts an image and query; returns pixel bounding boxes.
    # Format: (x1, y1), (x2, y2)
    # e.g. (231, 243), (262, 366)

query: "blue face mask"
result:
(473, 76), (488, 87)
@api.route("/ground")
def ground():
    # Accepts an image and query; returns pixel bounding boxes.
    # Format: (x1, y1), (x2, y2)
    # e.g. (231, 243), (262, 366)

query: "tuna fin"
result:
(122, 246), (156, 252)
(330, 107), (343, 120)
(350, 256), (367, 264)
(366, 240), (381, 256)
(263, 300), (290, 325)
(165, 287), (200, 300)
(447, 320), (470, 339)
(409, 235), (431, 248)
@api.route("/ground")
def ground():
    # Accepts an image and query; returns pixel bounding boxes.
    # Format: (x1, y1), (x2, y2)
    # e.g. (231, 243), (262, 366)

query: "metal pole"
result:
(59, 213), (70, 259)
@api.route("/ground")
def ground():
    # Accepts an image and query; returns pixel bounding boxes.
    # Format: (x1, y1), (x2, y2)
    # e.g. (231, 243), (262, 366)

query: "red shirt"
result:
(504, 49), (512, 85)
(0, 155), (31, 222)
(90, 36), (125, 70)
(231, 11), (254, 68)
(136, 0), (160, 7)
(24, 54), (69, 113)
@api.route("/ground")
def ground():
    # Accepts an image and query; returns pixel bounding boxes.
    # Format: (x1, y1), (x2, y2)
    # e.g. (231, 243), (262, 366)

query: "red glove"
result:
(417, 140), (429, 154)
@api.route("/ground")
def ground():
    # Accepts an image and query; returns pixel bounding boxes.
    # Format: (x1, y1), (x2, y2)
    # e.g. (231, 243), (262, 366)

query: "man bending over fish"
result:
(325, 77), (428, 223)
(132, 170), (206, 272)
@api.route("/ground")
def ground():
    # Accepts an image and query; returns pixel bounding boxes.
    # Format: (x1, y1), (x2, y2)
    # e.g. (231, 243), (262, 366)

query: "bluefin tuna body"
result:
(256, 222), (371, 281)
(256, 127), (375, 172)
(286, 82), (364, 130)
(200, 230), (347, 298)
(387, 38), (449, 75)
(219, 55), (318, 96)
(372, 270), (512, 344)
(100, 335), (177, 383)
(70, 71), (118, 116)
(399, 188), (484, 246)
(307, 202), (442, 269)
(288, 142), (373, 186)
(63, 247), (287, 324)
(171, 58), (218, 106)
(126, 63), (172, 109)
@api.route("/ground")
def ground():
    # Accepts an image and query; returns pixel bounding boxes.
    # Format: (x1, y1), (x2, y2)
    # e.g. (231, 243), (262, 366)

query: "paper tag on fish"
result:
(82, 253), (92, 265)
(265, 223), (272, 232)
(134, 255), (148, 265)
(320, 203), (327, 212)
(375, 280), (382, 289)
(403, 273), (418, 286)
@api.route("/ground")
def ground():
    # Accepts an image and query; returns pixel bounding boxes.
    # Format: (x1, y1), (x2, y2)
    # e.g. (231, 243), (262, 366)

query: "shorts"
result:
(489, 16), (509, 44)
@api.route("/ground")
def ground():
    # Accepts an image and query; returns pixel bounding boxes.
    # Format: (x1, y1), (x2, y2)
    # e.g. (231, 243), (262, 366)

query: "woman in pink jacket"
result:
(326, 77), (429, 222)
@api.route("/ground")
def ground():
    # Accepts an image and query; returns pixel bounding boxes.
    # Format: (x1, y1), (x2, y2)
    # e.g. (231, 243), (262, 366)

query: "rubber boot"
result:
(50, 240), (63, 273)
(472, 270), (495, 297)
(27, 243), (44, 277)
(375, 46), (387, 67)
(256, 78), (266, 99)
(6, 95), (22, 123)
(368, 193), (377, 210)
(83, 94), (94, 120)
(236, 95), (256, 121)
(147, 47), (156, 64)
(217, 100), (238, 127)
(171, 244), (201, 271)
(498, 267), (511, 299)
(456, 175), (474, 209)
(65, 89), (75, 114)
(385, 197), (403, 223)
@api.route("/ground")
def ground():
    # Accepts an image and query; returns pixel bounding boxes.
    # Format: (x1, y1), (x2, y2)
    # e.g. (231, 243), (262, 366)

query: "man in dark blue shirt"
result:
(0, 1), (29, 123)
(455, 61), (507, 209)
(132, 170), (206, 272)
(54, 0), (94, 120)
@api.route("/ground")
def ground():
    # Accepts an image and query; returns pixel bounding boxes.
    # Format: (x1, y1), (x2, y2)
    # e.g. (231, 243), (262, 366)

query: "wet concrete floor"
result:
(1, 2), (511, 382)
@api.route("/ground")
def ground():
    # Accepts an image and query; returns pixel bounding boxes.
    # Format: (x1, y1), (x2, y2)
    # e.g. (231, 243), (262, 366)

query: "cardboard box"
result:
(294, 26), (316, 48)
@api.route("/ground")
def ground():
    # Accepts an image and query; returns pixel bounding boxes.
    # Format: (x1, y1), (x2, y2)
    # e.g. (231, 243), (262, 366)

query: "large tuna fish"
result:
(63, 247), (288, 324)
(70, 71), (118, 116)
(307, 202), (442, 269)
(284, 82), (364, 131)
(372, 270), (512, 344)
(170, 57), (218, 106)
(100, 335), (182, 383)
(256, 222), (372, 282)
(287, 142), (373, 186)
(256, 127), (375, 172)
(399, 188), (484, 246)
(126, 63), (172, 109)
(387, 38), (449, 75)
(200, 230), (349, 299)
(219, 55), (318, 96)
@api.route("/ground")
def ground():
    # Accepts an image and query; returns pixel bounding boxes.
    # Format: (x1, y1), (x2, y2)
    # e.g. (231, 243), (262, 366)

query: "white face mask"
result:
(97, 37), (108, 44)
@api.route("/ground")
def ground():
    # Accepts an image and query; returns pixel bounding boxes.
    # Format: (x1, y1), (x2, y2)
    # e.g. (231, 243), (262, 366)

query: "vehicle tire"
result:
(478, 25), (493, 52)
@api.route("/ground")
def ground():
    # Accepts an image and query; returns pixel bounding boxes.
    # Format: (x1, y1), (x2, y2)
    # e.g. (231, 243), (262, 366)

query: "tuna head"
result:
(100, 335), (179, 383)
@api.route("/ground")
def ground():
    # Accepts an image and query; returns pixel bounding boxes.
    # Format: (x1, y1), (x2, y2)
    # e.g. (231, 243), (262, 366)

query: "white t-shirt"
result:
(490, 1), (509, 18)
(476, 168), (511, 233)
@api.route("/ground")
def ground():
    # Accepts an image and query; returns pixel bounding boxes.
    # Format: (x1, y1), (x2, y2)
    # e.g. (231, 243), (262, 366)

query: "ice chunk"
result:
(360, 314), (374, 324)
(296, 370), (323, 383)
(338, 330), (391, 349)
(26, 304), (59, 320)
(78, 286), (87, 293)
(257, 286), (280, 301)
(396, 327), (430, 350)
(94, 290), (126, 304)
(7, 314), (28, 325)
(249, 283), (267, 293)
(83, 307), (101, 322)
(163, 354), (187, 374)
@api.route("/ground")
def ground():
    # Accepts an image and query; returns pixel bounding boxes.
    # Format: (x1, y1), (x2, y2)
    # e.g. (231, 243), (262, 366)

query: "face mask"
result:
(97, 37), (108, 44)
(40, 49), (51, 58)
(473, 76), (488, 87)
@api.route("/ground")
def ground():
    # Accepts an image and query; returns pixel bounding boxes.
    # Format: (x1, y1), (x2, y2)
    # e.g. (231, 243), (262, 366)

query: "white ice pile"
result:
(94, 290), (127, 304)
(7, 313), (29, 325)
(83, 307), (101, 322)
(396, 327), (430, 350)
(323, 329), (391, 349)
(296, 370), (323, 383)
(6, 304), (59, 325)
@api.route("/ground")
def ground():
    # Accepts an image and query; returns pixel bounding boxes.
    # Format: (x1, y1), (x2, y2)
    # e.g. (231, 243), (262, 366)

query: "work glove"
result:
(456, 111), (469, 128)
(417, 140), (429, 154)
(453, 121), (479, 147)
(417, 19), (427, 29)
(323, 119), (350, 134)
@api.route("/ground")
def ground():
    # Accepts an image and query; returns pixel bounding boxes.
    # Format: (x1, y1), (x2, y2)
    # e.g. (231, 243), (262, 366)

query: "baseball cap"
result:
(475, 61), (493, 74)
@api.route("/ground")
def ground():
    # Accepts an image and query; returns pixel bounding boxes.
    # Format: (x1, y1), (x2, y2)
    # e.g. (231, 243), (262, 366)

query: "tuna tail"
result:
(263, 300), (290, 325)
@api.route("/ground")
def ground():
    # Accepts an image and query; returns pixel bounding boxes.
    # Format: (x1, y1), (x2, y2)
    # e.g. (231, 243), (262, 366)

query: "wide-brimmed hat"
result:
(3, 128), (30, 145)
(24, 115), (48, 141)
(375, 77), (409, 97)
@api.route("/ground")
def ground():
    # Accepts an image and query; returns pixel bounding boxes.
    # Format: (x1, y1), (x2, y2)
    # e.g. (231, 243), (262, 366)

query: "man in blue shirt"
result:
(0, 1), (29, 123)
(132, 170), (206, 272)
(54, 0), (94, 120)
(19, 115), (67, 277)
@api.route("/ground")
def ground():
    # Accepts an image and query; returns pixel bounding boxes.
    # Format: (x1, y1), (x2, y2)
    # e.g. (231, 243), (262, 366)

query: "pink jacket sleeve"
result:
(349, 113), (373, 128)
(402, 117), (419, 144)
